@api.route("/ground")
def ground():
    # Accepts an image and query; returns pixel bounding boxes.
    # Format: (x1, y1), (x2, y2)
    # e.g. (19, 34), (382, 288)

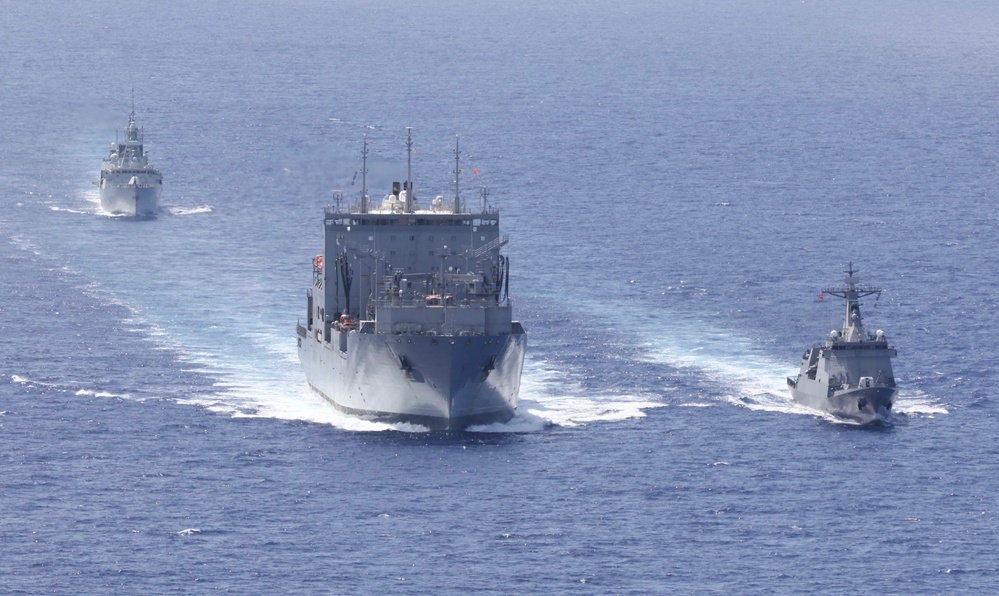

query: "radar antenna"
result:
(822, 262), (883, 342)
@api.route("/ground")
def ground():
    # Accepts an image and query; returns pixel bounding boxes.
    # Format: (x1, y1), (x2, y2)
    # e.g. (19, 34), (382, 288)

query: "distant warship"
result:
(98, 99), (162, 216)
(296, 130), (526, 430)
(787, 264), (898, 423)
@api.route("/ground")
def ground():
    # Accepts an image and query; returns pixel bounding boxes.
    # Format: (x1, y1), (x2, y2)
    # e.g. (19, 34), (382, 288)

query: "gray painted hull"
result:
(788, 380), (896, 424)
(100, 183), (161, 216)
(298, 327), (526, 430)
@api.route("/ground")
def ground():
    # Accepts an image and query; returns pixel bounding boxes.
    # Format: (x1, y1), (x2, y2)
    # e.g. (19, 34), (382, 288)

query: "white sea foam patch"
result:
(894, 389), (948, 417)
(10, 374), (135, 403)
(166, 205), (213, 216)
(10, 374), (61, 388)
(49, 205), (90, 215)
(467, 409), (549, 433)
(75, 389), (130, 399)
(505, 360), (664, 429)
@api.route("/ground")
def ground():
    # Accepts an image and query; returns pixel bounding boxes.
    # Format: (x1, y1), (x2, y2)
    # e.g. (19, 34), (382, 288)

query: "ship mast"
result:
(129, 87), (137, 139)
(405, 127), (414, 213)
(360, 135), (369, 214)
(453, 135), (461, 214)
(822, 262), (882, 342)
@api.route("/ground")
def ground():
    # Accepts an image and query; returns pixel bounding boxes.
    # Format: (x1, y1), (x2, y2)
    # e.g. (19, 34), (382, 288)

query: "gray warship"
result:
(98, 100), (162, 216)
(787, 263), (898, 423)
(296, 130), (526, 430)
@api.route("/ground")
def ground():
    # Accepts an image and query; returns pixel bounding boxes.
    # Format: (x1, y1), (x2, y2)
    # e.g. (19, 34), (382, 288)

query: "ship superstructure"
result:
(297, 131), (526, 430)
(787, 263), (898, 423)
(98, 99), (162, 216)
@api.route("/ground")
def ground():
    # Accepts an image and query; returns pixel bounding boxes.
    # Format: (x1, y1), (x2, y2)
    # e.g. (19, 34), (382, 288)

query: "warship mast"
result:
(822, 262), (882, 342)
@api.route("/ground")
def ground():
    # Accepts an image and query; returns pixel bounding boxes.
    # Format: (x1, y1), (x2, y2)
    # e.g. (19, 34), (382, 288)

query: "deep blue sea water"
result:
(2, 1), (998, 593)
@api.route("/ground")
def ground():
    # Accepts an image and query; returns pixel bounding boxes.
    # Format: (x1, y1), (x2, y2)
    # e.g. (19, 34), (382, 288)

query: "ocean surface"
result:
(2, 0), (998, 593)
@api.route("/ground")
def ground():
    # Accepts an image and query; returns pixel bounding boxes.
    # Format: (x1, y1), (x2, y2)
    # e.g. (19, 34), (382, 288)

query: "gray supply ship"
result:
(787, 263), (898, 423)
(297, 131), (526, 430)
(98, 101), (162, 216)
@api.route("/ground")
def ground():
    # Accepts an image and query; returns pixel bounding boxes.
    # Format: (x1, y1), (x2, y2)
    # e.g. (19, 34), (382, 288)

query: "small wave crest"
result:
(166, 205), (213, 216)
(894, 390), (948, 417)
(49, 205), (90, 215)
(10, 374), (59, 388)
(9, 374), (137, 402)
(75, 388), (130, 399)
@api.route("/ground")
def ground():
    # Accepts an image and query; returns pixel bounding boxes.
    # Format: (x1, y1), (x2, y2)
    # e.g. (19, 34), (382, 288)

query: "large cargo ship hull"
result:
(298, 325), (526, 430)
